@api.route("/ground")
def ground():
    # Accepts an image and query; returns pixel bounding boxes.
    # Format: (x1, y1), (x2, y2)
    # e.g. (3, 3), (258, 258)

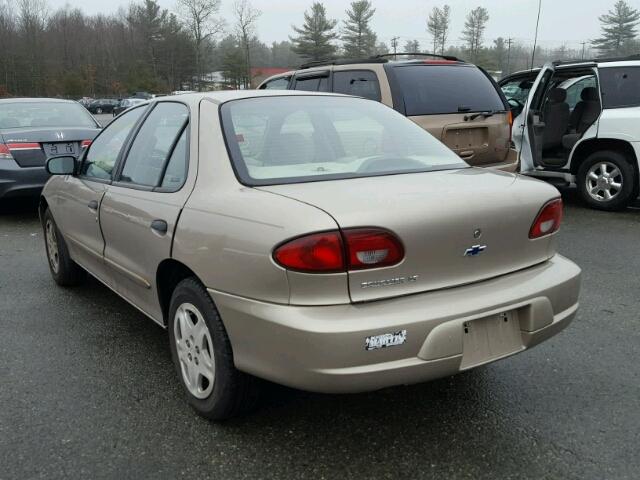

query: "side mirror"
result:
(46, 156), (77, 175)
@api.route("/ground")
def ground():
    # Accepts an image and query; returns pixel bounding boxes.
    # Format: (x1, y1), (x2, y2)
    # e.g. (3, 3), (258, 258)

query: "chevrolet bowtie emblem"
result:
(464, 245), (487, 257)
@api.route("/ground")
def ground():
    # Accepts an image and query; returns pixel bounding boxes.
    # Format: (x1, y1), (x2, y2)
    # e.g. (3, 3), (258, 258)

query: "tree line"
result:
(0, 0), (639, 98)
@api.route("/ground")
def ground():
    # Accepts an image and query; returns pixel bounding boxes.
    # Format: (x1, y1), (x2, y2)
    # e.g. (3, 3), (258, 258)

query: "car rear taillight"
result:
(529, 199), (563, 239)
(343, 228), (404, 270)
(273, 228), (404, 273)
(507, 109), (514, 139)
(81, 140), (92, 148)
(0, 143), (13, 160)
(274, 231), (344, 273)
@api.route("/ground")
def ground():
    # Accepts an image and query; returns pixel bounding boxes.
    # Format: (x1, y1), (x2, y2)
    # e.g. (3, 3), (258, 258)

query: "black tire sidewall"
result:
(167, 278), (240, 419)
(577, 151), (637, 211)
(43, 208), (82, 286)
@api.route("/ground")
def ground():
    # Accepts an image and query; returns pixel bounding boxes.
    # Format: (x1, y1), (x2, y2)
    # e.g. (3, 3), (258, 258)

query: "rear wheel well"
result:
(156, 259), (201, 326)
(570, 139), (639, 176)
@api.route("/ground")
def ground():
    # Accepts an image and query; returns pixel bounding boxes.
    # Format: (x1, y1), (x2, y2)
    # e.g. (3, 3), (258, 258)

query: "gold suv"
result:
(41, 91), (580, 420)
(259, 54), (517, 171)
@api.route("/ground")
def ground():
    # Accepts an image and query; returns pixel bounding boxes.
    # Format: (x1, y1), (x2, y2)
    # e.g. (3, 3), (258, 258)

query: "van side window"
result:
(599, 67), (640, 108)
(294, 75), (330, 92)
(333, 70), (381, 101)
(260, 77), (290, 90)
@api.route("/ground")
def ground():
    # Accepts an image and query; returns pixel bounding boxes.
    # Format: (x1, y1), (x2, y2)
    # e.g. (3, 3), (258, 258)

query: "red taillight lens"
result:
(0, 143), (12, 160)
(274, 231), (345, 273)
(529, 199), (563, 239)
(343, 228), (404, 270)
(81, 140), (92, 148)
(273, 228), (404, 273)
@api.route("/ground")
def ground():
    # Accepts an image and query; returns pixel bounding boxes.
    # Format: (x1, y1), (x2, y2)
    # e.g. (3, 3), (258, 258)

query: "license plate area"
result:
(43, 142), (77, 157)
(460, 311), (523, 370)
(443, 126), (489, 150)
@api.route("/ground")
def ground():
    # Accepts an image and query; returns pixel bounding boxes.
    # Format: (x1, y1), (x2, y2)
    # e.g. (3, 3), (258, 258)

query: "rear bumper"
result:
(0, 160), (49, 199)
(209, 254), (581, 393)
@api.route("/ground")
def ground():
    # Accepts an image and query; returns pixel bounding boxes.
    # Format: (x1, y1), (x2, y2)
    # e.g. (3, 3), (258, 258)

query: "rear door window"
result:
(392, 65), (506, 115)
(599, 67), (640, 108)
(118, 102), (189, 188)
(293, 74), (330, 92)
(333, 70), (381, 101)
(564, 76), (597, 109)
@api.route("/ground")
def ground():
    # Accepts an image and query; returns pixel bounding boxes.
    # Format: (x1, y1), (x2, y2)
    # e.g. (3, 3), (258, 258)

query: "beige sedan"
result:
(40, 91), (581, 420)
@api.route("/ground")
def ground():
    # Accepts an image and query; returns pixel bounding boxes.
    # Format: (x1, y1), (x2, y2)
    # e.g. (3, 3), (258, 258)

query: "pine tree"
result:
(427, 7), (442, 54)
(426, 5), (451, 55)
(289, 2), (338, 61)
(439, 5), (451, 55)
(592, 0), (640, 55)
(461, 6), (489, 61)
(404, 39), (420, 54)
(341, 0), (377, 58)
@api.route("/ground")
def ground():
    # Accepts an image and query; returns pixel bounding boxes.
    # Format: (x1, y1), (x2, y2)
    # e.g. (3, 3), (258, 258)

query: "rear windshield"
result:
(220, 96), (467, 186)
(393, 65), (506, 116)
(0, 102), (97, 129)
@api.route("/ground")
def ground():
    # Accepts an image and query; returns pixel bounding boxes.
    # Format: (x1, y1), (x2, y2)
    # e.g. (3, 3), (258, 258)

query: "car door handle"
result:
(88, 200), (99, 210)
(150, 219), (168, 234)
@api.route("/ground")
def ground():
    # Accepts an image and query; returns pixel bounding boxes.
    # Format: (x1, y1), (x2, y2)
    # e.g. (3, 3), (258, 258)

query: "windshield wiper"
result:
(464, 111), (497, 121)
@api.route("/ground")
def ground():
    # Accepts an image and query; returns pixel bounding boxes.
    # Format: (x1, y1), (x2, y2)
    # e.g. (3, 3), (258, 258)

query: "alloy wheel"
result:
(173, 303), (215, 399)
(45, 220), (60, 274)
(585, 161), (623, 202)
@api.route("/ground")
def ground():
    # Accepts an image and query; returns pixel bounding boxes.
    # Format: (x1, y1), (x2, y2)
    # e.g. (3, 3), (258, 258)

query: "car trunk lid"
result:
(0, 127), (98, 167)
(258, 169), (560, 303)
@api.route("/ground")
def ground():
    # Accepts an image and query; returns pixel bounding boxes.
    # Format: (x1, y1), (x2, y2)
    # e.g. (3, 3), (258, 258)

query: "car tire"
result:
(577, 150), (638, 211)
(96, 107), (103, 114)
(168, 277), (261, 420)
(43, 208), (84, 286)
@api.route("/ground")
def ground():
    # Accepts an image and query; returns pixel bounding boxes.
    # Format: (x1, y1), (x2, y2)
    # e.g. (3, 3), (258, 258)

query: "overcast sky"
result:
(48, 0), (609, 50)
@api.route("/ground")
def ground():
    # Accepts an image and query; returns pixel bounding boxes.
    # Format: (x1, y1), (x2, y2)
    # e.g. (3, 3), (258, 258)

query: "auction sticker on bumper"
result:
(365, 330), (407, 351)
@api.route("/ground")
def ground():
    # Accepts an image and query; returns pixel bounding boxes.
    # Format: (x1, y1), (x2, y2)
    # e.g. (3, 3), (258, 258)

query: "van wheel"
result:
(168, 278), (261, 420)
(577, 151), (637, 211)
(43, 208), (84, 286)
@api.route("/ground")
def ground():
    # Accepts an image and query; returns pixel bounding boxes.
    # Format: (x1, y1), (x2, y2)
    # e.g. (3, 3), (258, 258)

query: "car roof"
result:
(0, 97), (78, 104)
(156, 90), (350, 106)
(259, 55), (470, 86)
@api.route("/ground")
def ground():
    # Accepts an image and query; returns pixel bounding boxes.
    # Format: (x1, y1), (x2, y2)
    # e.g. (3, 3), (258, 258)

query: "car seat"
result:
(563, 87), (601, 150)
(542, 88), (570, 151)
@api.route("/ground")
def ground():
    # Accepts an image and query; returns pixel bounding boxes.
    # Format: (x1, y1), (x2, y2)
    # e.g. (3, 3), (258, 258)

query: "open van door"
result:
(519, 63), (555, 173)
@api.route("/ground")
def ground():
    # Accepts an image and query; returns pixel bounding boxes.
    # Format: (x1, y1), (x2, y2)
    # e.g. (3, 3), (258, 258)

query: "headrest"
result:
(581, 87), (599, 101)
(548, 88), (567, 103)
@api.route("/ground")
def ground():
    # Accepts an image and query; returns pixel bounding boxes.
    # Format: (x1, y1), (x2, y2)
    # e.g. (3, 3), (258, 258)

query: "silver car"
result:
(40, 91), (581, 420)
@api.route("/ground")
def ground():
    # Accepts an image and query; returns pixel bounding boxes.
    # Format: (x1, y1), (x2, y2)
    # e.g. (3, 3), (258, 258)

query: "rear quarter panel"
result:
(172, 99), (347, 305)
